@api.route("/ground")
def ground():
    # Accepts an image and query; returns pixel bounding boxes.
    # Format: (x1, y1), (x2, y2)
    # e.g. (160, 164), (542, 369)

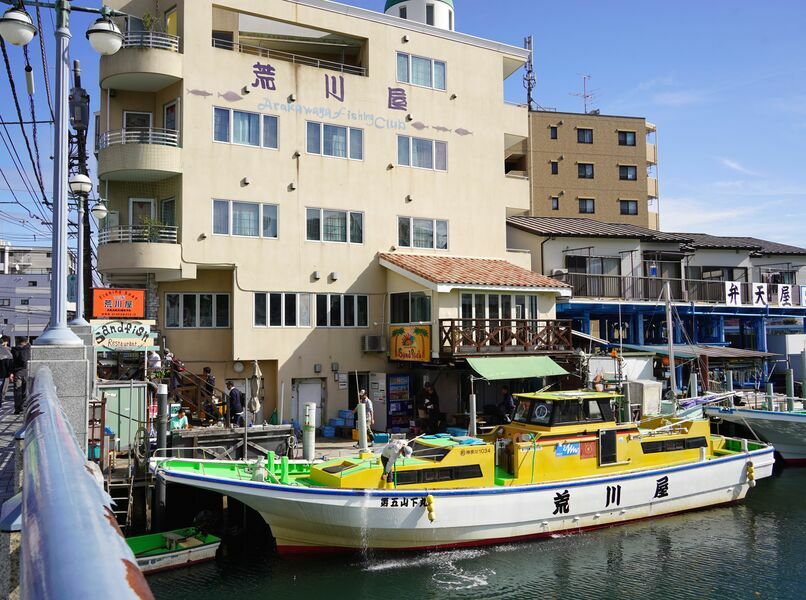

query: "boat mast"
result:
(665, 281), (677, 401)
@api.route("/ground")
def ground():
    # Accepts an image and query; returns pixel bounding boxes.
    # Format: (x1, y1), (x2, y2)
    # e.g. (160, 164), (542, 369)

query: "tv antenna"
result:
(570, 74), (597, 113)
(523, 35), (536, 111)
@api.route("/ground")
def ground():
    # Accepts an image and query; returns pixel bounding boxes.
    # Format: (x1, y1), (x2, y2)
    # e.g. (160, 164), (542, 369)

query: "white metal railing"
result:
(99, 225), (179, 245)
(98, 127), (179, 150)
(122, 30), (180, 52)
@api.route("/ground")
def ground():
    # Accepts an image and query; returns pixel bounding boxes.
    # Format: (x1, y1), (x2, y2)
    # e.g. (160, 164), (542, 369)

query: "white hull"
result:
(706, 407), (806, 464)
(136, 542), (220, 574)
(157, 447), (774, 552)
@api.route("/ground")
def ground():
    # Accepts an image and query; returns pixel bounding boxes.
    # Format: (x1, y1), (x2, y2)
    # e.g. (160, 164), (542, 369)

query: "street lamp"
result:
(0, 1), (124, 346)
(90, 199), (108, 221)
(68, 173), (91, 326)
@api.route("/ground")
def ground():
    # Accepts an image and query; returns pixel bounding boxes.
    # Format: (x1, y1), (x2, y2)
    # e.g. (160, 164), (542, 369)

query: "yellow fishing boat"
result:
(154, 391), (774, 553)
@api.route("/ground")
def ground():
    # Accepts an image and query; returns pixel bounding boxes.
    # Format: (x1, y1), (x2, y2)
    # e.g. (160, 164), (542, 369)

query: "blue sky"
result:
(1, 0), (804, 246)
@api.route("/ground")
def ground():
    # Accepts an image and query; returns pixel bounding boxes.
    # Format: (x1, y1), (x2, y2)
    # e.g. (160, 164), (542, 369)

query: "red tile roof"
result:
(379, 253), (571, 289)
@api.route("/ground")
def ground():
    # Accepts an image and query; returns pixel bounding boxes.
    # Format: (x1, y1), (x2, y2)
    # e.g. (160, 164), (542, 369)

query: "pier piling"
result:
(786, 369), (795, 412)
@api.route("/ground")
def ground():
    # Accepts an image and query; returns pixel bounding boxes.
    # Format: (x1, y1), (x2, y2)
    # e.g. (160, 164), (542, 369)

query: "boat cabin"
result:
(513, 391), (617, 429)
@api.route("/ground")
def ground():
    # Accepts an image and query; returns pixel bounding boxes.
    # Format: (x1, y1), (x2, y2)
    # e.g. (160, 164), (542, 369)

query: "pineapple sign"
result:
(389, 325), (431, 362)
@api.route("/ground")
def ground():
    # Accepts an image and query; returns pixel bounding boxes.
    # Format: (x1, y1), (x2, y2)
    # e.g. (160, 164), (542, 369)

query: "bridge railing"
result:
(20, 367), (153, 599)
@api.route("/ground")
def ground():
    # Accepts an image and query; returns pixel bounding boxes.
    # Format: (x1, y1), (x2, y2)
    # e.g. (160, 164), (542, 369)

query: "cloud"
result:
(634, 75), (678, 93)
(651, 90), (706, 106)
(718, 158), (762, 177)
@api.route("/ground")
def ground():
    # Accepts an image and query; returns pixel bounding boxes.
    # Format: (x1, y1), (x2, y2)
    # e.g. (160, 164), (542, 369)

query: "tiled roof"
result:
(506, 216), (692, 242)
(671, 233), (806, 255)
(379, 253), (571, 289)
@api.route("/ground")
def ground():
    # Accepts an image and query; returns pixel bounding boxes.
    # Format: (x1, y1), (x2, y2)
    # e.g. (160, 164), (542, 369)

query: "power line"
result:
(34, 2), (55, 121)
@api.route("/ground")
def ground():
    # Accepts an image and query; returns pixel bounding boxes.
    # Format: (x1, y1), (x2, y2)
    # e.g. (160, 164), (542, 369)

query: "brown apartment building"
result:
(527, 110), (659, 229)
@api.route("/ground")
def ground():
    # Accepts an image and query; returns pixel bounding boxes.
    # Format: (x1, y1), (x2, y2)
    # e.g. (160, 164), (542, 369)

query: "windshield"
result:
(531, 400), (553, 425)
(514, 400), (531, 422)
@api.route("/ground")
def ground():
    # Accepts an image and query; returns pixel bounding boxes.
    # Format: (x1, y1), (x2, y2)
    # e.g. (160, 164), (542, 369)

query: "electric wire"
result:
(34, 1), (55, 121)
(21, 44), (48, 210)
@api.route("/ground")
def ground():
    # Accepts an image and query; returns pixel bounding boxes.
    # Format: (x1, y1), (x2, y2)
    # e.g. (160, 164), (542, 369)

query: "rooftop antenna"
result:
(570, 74), (597, 113)
(523, 35), (536, 111)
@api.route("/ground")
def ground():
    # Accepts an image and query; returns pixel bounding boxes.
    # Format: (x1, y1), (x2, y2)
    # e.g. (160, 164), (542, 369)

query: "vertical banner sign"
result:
(724, 281), (743, 306)
(751, 283), (768, 307)
(92, 288), (146, 319)
(777, 284), (793, 307)
(389, 325), (431, 362)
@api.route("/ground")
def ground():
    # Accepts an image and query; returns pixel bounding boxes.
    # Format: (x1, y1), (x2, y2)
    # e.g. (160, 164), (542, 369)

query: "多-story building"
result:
(94, 0), (572, 426)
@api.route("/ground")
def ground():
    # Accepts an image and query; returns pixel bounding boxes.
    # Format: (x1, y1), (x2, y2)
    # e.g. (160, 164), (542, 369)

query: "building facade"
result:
(527, 111), (659, 229)
(95, 0), (571, 425)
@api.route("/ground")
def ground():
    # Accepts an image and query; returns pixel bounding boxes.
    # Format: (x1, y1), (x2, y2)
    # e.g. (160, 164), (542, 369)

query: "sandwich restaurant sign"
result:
(92, 320), (157, 352)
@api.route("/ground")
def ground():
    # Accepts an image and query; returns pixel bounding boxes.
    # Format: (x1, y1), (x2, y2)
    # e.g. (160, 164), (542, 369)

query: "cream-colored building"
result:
(527, 110), (659, 229)
(95, 0), (571, 427)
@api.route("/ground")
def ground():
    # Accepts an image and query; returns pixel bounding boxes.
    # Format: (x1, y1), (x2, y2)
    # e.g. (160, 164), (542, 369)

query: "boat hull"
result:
(158, 447), (774, 553)
(135, 542), (220, 574)
(706, 407), (806, 464)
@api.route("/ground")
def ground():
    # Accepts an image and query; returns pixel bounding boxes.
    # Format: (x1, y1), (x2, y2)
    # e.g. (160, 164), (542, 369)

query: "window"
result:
(27, 281), (37, 287)
(0, 299), (8, 307)
(212, 200), (278, 239)
(619, 165), (638, 181)
(306, 208), (363, 243)
(398, 217), (448, 250)
(165, 293), (230, 328)
(551, 196), (559, 211)
(399, 6), (407, 18)
(213, 107), (278, 149)
(212, 30), (234, 50)
(306, 121), (363, 160)
(254, 292), (311, 327)
(391, 292), (431, 324)
(578, 163), (595, 179)
(549, 126), (557, 139)
(618, 130), (636, 146)
(396, 52), (447, 91)
(620, 200), (638, 215)
(579, 198), (595, 214)
(577, 128), (593, 144)
(460, 293), (541, 320)
(397, 136), (447, 171)
(426, 3), (435, 25)
(550, 161), (558, 175)
(20, 299), (29, 305)
(314, 294), (369, 327)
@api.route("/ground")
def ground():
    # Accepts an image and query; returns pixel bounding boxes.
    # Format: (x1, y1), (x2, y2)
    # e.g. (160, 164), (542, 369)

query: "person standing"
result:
(353, 389), (375, 446)
(499, 385), (516, 422)
(417, 381), (441, 434)
(147, 350), (162, 374)
(0, 336), (12, 408)
(226, 381), (244, 427)
(10, 337), (31, 415)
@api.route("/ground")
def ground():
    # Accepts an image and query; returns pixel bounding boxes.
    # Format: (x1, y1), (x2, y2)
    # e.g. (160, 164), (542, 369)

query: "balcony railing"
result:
(123, 31), (180, 52)
(439, 319), (574, 356)
(98, 127), (180, 150)
(212, 38), (367, 76)
(560, 273), (803, 305)
(99, 225), (179, 245)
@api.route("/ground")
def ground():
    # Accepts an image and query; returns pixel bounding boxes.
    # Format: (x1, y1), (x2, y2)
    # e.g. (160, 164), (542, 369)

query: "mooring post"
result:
(765, 382), (774, 411)
(356, 402), (368, 452)
(155, 383), (168, 531)
(726, 370), (734, 392)
(801, 350), (806, 403)
(303, 402), (316, 461)
(786, 369), (795, 412)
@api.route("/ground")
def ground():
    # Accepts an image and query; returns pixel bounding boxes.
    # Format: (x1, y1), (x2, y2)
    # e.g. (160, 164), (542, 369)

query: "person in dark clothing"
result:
(226, 381), (244, 427)
(499, 385), (516, 422)
(10, 338), (31, 415)
(417, 381), (441, 434)
(0, 336), (12, 408)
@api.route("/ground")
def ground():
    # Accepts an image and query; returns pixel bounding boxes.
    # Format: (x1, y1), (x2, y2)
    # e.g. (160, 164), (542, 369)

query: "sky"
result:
(0, 0), (804, 246)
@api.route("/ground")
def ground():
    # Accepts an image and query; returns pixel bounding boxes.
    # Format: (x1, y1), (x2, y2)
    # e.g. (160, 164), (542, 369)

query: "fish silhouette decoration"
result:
(454, 128), (473, 136)
(432, 125), (452, 133)
(187, 89), (213, 98)
(410, 121), (428, 130)
(218, 91), (243, 102)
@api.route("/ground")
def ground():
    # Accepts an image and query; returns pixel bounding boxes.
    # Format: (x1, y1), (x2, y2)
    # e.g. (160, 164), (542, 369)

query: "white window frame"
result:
(211, 200), (279, 239)
(123, 110), (152, 130)
(305, 121), (364, 161)
(163, 99), (179, 132)
(397, 216), (449, 250)
(305, 207), (364, 244)
(459, 293), (542, 320)
(253, 292), (312, 329)
(164, 292), (231, 329)
(314, 293), (370, 328)
(212, 106), (279, 150)
(128, 197), (155, 225)
(396, 52), (447, 91)
(396, 135), (448, 171)
(390, 291), (432, 325)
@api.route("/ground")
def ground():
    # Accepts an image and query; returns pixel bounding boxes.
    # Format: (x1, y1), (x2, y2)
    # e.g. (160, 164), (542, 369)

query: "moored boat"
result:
(153, 391), (774, 553)
(127, 527), (221, 574)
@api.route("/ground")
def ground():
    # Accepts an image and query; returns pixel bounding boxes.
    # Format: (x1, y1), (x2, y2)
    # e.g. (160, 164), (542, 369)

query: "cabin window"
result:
(585, 399), (603, 421)
(394, 471), (419, 485)
(641, 436), (707, 454)
(553, 401), (584, 425)
(396, 464), (483, 485)
(599, 429), (618, 465)
(409, 441), (450, 461)
(531, 400), (553, 425)
(514, 400), (531, 423)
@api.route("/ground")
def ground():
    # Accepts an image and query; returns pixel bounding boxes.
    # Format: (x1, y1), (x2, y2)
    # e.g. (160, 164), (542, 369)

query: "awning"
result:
(467, 356), (568, 381)
(571, 330), (610, 346)
(620, 344), (776, 360)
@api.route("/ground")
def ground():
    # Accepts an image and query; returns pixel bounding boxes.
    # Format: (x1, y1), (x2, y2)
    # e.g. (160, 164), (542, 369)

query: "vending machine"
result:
(386, 374), (413, 434)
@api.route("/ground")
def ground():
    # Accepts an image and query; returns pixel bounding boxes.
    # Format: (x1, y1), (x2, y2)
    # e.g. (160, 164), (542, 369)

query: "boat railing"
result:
(151, 446), (232, 460)
(18, 367), (153, 599)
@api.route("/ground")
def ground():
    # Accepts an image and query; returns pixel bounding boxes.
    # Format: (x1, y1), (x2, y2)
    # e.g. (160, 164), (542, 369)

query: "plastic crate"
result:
(338, 409), (353, 419)
(373, 433), (390, 444)
(322, 426), (336, 438)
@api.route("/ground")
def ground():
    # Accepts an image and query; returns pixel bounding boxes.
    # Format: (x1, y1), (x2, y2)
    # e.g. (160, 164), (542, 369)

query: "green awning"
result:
(466, 356), (568, 381)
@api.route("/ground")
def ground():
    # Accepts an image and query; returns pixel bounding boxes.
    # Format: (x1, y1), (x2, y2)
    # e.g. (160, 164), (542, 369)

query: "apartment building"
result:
(95, 0), (572, 425)
(527, 111), (659, 229)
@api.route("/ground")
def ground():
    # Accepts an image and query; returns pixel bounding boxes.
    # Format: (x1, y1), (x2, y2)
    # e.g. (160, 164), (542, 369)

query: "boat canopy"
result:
(514, 391), (621, 402)
(467, 356), (568, 381)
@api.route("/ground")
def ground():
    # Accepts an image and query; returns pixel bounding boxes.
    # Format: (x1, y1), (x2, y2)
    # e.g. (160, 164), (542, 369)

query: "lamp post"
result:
(0, 1), (123, 345)
(68, 173), (91, 326)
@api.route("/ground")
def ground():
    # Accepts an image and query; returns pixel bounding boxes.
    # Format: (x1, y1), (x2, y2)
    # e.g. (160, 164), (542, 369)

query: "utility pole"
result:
(665, 281), (677, 401)
(523, 35), (536, 111)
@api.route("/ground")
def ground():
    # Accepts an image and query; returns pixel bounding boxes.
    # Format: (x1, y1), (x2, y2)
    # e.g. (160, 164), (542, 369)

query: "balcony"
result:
(646, 142), (657, 165)
(212, 38), (366, 76)
(100, 32), (182, 92)
(97, 128), (181, 181)
(647, 177), (658, 198)
(439, 319), (574, 357)
(97, 226), (182, 276)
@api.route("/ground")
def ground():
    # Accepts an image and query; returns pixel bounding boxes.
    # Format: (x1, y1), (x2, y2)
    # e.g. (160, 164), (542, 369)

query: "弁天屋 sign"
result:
(389, 325), (431, 362)
(92, 288), (145, 319)
(92, 320), (156, 352)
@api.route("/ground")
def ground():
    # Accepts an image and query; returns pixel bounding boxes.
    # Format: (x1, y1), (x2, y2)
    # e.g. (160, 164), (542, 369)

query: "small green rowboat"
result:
(127, 527), (221, 574)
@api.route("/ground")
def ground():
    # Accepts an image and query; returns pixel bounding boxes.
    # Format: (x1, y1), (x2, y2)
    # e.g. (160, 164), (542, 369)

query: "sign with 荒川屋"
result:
(92, 320), (156, 352)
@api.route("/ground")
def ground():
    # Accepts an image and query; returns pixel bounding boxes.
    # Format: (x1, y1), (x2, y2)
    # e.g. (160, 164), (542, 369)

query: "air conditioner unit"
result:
(551, 268), (568, 277)
(362, 335), (387, 353)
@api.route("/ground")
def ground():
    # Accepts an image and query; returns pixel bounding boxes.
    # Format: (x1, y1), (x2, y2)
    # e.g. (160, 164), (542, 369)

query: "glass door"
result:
(129, 198), (155, 226)
(123, 111), (152, 143)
